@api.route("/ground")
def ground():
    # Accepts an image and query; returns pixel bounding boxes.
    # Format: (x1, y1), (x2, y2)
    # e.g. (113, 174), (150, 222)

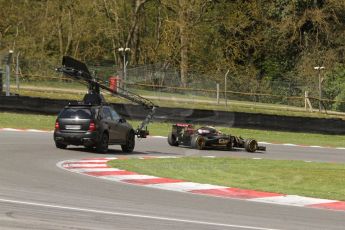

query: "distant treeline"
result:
(1, 0), (345, 110)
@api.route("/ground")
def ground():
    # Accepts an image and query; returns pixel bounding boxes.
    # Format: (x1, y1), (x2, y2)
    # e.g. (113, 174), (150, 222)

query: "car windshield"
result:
(59, 108), (92, 119)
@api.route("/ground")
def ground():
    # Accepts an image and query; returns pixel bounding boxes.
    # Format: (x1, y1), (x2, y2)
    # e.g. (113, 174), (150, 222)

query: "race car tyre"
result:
(191, 135), (205, 150)
(55, 142), (67, 149)
(244, 139), (258, 152)
(96, 132), (109, 153)
(121, 131), (135, 153)
(168, 133), (179, 146)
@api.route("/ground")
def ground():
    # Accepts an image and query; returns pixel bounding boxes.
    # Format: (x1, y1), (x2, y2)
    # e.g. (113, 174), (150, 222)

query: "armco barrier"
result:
(0, 95), (344, 134)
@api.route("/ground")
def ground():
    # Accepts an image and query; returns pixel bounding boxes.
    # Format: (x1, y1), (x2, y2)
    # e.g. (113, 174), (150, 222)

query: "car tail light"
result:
(55, 120), (60, 130)
(88, 120), (96, 131)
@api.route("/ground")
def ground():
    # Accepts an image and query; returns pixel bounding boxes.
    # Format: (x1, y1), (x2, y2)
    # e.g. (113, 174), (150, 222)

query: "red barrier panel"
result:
(109, 76), (120, 92)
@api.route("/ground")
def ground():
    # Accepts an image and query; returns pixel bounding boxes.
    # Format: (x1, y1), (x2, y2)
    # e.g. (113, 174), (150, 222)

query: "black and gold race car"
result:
(167, 123), (266, 152)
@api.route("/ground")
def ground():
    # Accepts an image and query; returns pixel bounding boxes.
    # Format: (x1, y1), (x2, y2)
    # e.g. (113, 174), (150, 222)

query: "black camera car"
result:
(54, 56), (157, 153)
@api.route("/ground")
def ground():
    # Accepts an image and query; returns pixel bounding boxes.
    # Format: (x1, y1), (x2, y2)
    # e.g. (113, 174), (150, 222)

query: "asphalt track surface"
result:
(0, 130), (344, 230)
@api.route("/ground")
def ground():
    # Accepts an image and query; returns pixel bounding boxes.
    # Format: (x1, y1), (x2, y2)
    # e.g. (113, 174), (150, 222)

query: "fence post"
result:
(304, 91), (313, 112)
(304, 91), (307, 111)
(5, 64), (10, 96)
(5, 50), (13, 96)
(216, 83), (220, 104)
(224, 69), (229, 107)
(16, 52), (20, 91)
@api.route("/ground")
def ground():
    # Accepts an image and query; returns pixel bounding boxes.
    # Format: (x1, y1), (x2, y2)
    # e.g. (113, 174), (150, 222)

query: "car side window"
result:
(110, 107), (120, 121)
(102, 107), (113, 121)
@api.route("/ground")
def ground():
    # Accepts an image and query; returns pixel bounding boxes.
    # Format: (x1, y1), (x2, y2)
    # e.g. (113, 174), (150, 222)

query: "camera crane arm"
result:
(56, 56), (157, 138)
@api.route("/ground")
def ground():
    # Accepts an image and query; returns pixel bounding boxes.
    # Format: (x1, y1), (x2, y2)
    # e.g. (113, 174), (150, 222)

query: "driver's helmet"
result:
(197, 126), (217, 135)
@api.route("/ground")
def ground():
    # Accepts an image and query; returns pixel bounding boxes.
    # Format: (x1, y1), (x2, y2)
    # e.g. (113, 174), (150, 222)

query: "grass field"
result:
(108, 157), (345, 201)
(0, 111), (344, 147)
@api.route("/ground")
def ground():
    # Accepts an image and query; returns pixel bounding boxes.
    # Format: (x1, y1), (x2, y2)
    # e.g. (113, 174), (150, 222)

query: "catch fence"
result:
(3, 60), (345, 114)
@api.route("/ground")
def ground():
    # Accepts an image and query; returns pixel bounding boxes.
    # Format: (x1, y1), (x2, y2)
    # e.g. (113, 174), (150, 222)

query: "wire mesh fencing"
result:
(6, 59), (345, 114)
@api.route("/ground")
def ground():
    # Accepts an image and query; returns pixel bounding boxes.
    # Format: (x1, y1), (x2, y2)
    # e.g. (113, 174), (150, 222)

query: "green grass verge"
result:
(0, 112), (344, 147)
(0, 112), (56, 131)
(108, 157), (345, 201)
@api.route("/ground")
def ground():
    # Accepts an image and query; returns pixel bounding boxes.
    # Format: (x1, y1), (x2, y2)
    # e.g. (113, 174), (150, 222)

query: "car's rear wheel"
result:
(55, 142), (67, 149)
(191, 135), (205, 150)
(244, 139), (258, 152)
(121, 131), (135, 153)
(96, 133), (109, 153)
(168, 133), (179, 146)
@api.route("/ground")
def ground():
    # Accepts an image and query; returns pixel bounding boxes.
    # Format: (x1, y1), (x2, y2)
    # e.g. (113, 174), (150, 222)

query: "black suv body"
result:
(54, 104), (135, 153)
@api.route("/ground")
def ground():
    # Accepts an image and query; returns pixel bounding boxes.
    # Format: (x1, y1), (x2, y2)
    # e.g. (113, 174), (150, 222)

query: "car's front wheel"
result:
(244, 139), (258, 152)
(96, 132), (109, 153)
(121, 131), (135, 153)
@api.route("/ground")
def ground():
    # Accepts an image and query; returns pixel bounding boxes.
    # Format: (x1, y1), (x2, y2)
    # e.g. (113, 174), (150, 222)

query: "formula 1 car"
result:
(167, 124), (266, 152)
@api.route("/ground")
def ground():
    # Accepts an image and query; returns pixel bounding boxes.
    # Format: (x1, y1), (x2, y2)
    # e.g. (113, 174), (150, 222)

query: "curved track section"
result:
(0, 130), (345, 230)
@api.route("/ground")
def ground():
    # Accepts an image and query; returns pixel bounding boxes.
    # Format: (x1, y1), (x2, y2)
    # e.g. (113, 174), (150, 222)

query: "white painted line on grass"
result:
(26, 129), (47, 132)
(99, 175), (158, 181)
(282, 144), (297, 146)
(0, 198), (280, 230)
(145, 182), (228, 192)
(64, 163), (108, 168)
(1, 128), (20, 131)
(150, 136), (166, 139)
(258, 142), (271, 145)
(69, 168), (123, 173)
(155, 156), (179, 159)
(251, 195), (335, 207)
(74, 159), (114, 163)
(0, 128), (52, 133)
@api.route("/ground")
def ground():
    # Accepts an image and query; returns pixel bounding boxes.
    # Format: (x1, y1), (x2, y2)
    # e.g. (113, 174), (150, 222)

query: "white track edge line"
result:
(0, 198), (280, 230)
